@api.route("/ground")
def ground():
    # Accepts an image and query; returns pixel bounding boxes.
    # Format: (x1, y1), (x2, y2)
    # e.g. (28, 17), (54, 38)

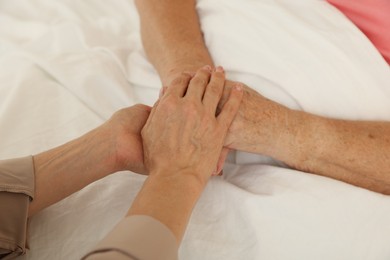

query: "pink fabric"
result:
(327, 0), (390, 65)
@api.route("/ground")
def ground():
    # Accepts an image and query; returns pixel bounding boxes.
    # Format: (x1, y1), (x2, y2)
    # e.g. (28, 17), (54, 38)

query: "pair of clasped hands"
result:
(110, 65), (243, 188)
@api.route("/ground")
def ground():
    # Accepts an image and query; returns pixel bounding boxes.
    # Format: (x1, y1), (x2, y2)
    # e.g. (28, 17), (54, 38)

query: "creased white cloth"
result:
(0, 0), (389, 259)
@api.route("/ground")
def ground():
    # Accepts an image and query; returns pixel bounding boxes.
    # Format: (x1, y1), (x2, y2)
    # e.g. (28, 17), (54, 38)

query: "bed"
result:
(0, 0), (389, 259)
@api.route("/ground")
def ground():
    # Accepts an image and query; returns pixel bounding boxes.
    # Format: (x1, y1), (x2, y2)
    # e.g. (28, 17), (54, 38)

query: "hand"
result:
(219, 80), (291, 157)
(161, 67), (231, 175)
(163, 64), (215, 86)
(103, 104), (152, 174)
(142, 66), (243, 187)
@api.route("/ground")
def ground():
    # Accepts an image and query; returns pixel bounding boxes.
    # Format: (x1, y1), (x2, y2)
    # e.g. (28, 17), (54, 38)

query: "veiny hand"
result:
(142, 66), (243, 186)
(219, 80), (291, 157)
(103, 104), (152, 174)
(160, 72), (232, 176)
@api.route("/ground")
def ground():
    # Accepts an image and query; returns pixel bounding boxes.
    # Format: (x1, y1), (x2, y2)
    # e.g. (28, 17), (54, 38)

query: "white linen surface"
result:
(0, 0), (389, 259)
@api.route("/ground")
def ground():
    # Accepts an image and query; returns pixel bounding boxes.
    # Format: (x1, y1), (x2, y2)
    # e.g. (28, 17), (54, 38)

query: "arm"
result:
(0, 105), (150, 258)
(134, 0), (390, 194)
(135, 1), (233, 173)
(135, 0), (213, 85)
(295, 114), (390, 194)
(222, 82), (390, 194)
(29, 105), (151, 216)
(84, 68), (243, 260)
(129, 68), (243, 242)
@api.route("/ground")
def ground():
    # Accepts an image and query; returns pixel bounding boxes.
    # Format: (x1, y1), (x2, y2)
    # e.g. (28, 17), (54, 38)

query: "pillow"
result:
(327, 0), (390, 65)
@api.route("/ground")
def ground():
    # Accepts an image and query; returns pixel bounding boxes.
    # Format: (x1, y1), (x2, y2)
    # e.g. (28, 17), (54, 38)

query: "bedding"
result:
(0, 0), (390, 259)
(327, 0), (390, 64)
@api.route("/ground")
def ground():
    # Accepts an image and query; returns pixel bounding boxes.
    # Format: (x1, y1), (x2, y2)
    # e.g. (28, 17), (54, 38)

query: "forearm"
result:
(127, 172), (204, 243)
(135, 0), (213, 85)
(29, 125), (117, 216)
(268, 110), (390, 194)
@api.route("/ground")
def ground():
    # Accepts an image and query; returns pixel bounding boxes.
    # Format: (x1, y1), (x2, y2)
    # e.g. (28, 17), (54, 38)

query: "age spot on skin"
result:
(368, 133), (375, 139)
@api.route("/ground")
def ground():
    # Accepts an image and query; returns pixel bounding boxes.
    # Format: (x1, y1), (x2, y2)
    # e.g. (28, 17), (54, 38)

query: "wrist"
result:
(78, 125), (120, 175)
(127, 170), (205, 242)
(227, 93), (292, 157)
(272, 109), (323, 170)
(30, 125), (118, 215)
(149, 167), (207, 193)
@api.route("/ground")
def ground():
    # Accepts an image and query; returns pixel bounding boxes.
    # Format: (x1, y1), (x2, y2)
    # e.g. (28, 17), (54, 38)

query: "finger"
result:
(185, 65), (212, 100)
(217, 83), (244, 129)
(203, 66), (225, 115)
(216, 147), (230, 175)
(165, 73), (193, 97)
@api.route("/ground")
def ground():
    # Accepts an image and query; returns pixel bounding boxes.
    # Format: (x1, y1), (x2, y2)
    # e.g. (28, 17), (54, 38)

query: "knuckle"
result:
(171, 73), (190, 86)
(161, 96), (178, 112)
(171, 76), (184, 86)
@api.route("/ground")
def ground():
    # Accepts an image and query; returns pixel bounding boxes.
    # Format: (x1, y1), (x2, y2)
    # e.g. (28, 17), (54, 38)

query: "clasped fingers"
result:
(142, 66), (243, 181)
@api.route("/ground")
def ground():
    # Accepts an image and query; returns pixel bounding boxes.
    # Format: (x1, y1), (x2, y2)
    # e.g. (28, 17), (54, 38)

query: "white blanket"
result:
(0, 0), (389, 259)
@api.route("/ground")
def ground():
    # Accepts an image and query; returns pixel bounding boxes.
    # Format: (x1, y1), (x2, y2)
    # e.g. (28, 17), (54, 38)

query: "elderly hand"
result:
(219, 80), (292, 158)
(141, 66), (243, 187)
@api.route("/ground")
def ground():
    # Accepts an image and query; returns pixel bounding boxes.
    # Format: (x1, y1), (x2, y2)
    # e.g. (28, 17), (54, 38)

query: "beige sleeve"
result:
(82, 215), (179, 260)
(0, 156), (35, 260)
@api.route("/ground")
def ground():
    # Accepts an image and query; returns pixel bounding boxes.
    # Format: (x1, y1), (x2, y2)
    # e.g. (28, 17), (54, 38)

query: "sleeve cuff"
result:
(0, 156), (35, 199)
(83, 215), (179, 260)
(0, 156), (35, 259)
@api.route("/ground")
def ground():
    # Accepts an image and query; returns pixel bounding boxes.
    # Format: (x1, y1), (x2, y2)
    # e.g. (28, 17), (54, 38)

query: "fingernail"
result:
(203, 65), (212, 71)
(235, 83), (243, 91)
(216, 66), (224, 73)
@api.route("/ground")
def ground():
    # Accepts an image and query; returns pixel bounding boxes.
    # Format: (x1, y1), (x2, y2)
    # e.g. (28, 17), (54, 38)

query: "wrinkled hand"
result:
(103, 104), (152, 174)
(160, 70), (233, 175)
(219, 80), (290, 156)
(142, 66), (243, 186)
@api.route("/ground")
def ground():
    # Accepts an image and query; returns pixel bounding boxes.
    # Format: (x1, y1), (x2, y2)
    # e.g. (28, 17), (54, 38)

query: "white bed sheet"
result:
(0, 0), (389, 259)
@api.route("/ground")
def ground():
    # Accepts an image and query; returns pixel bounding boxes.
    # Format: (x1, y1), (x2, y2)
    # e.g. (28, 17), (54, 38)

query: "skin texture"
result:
(220, 82), (390, 195)
(29, 105), (151, 216)
(29, 68), (243, 248)
(134, 0), (230, 174)
(127, 67), (243, 242)
(135, 0), (390, 194)
(134, 0), (214, 86)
